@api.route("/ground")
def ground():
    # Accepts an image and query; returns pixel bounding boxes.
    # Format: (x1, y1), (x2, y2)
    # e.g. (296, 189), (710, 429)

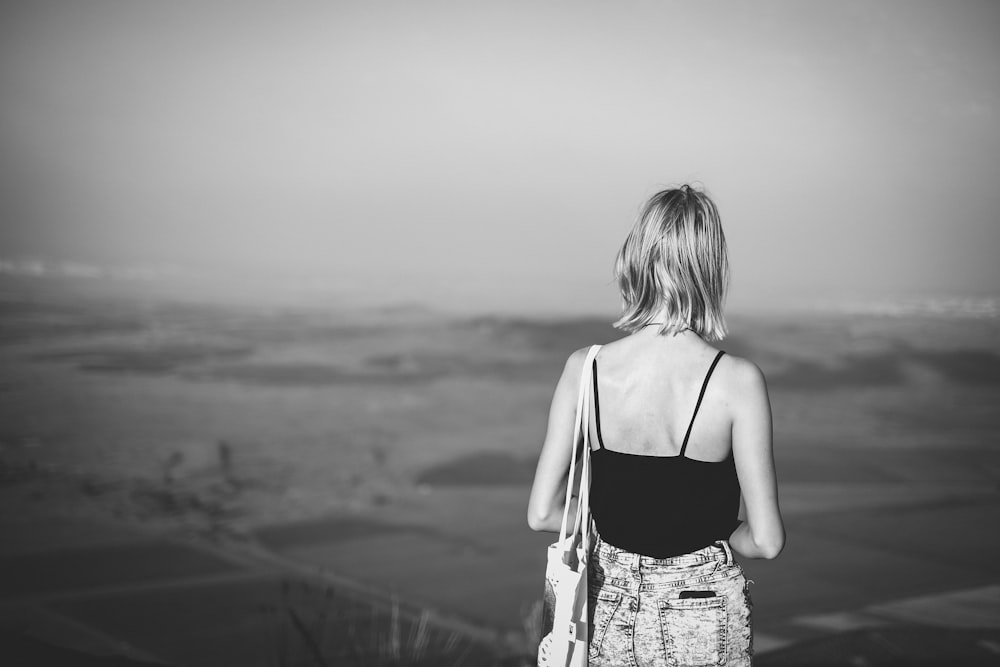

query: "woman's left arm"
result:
(527, 348), (588, 532)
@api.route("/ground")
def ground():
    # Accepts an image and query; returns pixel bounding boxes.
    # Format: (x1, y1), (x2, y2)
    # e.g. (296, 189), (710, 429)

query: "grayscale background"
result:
(1, 2), (998, 665)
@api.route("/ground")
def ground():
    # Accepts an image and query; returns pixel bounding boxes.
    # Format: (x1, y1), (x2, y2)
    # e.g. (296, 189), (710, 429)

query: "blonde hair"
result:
(613, 184), (729, 340)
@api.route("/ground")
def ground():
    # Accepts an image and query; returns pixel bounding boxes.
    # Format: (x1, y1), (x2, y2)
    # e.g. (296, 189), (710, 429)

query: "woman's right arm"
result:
(728, 358), (785, 559)
(526, 348), (588, 533)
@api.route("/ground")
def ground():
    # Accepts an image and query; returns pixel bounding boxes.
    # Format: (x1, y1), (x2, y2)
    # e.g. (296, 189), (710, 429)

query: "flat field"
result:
(2, 277), (998, 650)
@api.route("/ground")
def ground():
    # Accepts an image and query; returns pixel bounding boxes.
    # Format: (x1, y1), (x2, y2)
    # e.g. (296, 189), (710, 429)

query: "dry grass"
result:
(267, 578), (515, 667)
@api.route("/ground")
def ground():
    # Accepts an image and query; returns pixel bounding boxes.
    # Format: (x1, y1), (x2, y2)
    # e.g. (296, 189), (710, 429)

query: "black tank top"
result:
(588, 350), (741, 558)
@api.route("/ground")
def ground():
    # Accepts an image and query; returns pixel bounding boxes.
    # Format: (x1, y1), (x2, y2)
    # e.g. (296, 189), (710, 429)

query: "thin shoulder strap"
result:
(591, 357), (606, 450)
(679, 350), (726, 458)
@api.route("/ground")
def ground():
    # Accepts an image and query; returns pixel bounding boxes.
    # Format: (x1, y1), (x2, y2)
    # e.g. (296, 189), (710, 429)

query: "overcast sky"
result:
(1, 1), (998, 314)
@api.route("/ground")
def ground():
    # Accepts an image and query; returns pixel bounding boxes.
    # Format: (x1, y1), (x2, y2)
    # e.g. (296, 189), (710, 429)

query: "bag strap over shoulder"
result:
(558, 344), (602, 552)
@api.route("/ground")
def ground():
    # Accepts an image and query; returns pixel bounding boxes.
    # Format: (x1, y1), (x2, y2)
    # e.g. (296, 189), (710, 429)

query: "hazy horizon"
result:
(2, 1), (998, 315)
(1, 259), (998, 321)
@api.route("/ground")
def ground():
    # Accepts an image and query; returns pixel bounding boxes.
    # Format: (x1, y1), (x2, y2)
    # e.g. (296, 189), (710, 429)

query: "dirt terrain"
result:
(2, 276), (999, 649)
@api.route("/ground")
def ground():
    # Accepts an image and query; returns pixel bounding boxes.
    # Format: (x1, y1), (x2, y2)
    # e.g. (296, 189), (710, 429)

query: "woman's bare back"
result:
(591, 329), (737, 462)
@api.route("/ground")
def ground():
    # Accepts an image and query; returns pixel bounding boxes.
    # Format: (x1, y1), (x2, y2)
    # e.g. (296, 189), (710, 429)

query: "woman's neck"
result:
(641, 321), (697, 337)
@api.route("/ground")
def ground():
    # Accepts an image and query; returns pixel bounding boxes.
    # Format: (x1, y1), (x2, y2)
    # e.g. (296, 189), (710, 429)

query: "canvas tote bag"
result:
(537, 344), (601, 667)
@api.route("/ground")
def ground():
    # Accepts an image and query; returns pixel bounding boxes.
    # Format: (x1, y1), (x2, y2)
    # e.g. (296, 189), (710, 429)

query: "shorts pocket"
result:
(659, 595), (728, 666)
(588, 590), (622, 660)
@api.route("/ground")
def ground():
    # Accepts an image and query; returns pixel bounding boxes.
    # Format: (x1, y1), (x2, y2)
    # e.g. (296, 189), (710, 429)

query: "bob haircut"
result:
(613, 184), (729, 341)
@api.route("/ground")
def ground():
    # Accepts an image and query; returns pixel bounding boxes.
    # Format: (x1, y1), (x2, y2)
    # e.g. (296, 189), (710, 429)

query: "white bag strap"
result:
(579, 379), (594, 553)
(558, 344), (602, 550)
(575, 396), (593, 556)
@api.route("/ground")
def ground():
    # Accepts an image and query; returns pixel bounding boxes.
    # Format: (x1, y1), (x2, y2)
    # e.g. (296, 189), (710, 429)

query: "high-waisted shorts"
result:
(588, 534), (754, 667)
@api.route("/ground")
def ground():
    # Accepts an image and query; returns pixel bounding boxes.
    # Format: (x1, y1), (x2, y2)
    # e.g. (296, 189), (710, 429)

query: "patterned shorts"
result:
(588, 535), (754, 667)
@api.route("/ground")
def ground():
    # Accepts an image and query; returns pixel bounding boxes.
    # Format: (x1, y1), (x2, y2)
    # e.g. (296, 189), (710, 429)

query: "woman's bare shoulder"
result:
(716, 351), (768, 391)
(717, 352), (770, 408)
(564, 346), (592, 373)
(552, 345), (594, 390)
(720, 352), (767, 383)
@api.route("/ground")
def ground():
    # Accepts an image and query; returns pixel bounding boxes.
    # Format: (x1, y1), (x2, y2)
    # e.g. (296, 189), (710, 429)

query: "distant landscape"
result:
(2, 274), (999, 638)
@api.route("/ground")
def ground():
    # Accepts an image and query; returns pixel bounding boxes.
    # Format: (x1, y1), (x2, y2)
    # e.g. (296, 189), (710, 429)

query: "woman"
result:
(528, 185), (784, 667)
